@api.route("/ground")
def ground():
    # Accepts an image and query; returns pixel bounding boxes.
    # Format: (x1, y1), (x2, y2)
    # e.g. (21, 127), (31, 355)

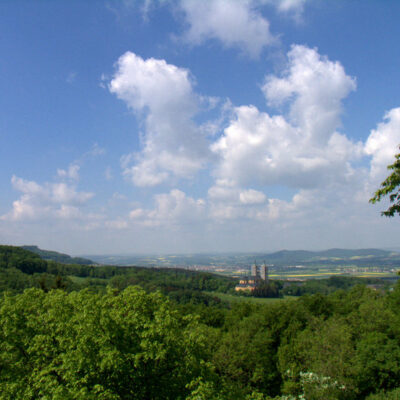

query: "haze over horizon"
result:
(1, 1), (400, 255)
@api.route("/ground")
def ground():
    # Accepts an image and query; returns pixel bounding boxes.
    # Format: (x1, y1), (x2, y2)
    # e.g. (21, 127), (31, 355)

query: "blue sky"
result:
(1, 0), (400, 255)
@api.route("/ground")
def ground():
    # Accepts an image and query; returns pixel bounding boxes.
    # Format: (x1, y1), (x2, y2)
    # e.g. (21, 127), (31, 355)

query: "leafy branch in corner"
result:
(370, 147), (400, 217)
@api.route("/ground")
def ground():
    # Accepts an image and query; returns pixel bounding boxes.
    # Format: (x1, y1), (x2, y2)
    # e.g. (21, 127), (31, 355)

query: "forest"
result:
(1, 245), (400, 399)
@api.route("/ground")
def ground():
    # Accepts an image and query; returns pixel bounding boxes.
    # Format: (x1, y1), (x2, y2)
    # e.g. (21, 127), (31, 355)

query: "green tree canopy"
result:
(0, 287), (215, 399)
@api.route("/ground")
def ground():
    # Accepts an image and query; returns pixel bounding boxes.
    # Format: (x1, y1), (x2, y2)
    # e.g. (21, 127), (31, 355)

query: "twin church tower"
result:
(251, 261), (269, 282)
(235, 261), (269, 292)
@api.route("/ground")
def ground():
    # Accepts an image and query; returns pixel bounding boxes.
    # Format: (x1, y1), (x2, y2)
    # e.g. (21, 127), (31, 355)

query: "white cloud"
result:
(109, 52), (209, 186)
(178, 0), (276, 58)
(129, 189), (205, 226)
(207, 181), (269, 220)
(11, 176), (43, 195)
(1, 175), (94, 222)
(365, 107), (400, 182)
(207, 184), (266, 206)
(208, 181), (238, 201)
(51, 183), (93, 204)
(212, 45), (361, 189)
(57, 163), (80, 181)
(149, 189), (205, 222)
(239, 189), (267, 204)
(274, 0), (305, 13)
(265, 0), (306, 19)
(203, 104), (400, 237)
(263, 45), (356, 144)
(129, 208), (144, 219)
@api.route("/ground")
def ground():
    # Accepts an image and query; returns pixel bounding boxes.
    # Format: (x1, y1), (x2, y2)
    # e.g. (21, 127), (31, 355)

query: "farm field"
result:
(234, 264), (400, 281)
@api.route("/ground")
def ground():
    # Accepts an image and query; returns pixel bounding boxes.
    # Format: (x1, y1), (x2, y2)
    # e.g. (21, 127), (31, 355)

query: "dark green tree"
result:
(370, 147), (400, 216)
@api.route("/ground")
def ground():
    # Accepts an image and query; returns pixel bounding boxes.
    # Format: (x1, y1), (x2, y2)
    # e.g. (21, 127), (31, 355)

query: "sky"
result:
(1, 0), (400, 255)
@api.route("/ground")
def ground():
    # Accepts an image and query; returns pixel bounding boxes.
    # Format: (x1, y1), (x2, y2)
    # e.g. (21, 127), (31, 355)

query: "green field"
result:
(205, 291), (297, 304)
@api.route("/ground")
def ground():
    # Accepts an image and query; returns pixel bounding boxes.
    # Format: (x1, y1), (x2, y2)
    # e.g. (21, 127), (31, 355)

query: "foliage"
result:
(0, 287), (215, 399)
(366, 387), (400, 399)
(252, 281), (282, 298)
(370, 147), (400, 216)
(0, 245), (47, 274)
(2, 244), (400, 398)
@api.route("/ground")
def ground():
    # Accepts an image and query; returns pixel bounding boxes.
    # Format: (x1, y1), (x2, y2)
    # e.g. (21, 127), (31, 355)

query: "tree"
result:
(0, 287), (215, 399)
(370, 147), (400, 216)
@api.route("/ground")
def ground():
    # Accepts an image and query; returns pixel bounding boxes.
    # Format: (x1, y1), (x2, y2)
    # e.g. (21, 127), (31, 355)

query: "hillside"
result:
(22, 245), (95, 265)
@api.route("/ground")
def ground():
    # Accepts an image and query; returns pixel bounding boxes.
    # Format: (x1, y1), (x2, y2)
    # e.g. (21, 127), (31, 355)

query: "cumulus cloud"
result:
(365, 107), (400, 182)
(212, 45), (361, 189)
(129, 189), (205, 226)
(109, 52), (209, 186)
(204, 103), (400, 236)
(206, 105), (400, 244)
(1, 175), (94, 222)
(206, 180), (269, 220)
(263, 45), (356, 144)
(106, 44), (391, 237)
(178, 0), (276, 58)
(207, 183), (266, 206)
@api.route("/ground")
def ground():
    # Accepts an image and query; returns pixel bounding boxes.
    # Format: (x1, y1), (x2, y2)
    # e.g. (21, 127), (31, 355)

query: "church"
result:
(235, 261), (269, 291)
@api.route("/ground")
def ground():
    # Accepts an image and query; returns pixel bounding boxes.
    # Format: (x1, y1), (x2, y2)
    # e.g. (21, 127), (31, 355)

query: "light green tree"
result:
(0, 287), (214, 399)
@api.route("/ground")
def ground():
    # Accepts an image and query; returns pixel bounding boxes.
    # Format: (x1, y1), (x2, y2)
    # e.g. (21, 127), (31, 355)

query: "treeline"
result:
(0, 245), (236, 298)
(282, 275), (387, 296)
(0, 245), (393, 301)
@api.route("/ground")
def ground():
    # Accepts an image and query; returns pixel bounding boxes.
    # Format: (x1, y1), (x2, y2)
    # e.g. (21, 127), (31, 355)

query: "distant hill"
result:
(21, 246), (95, 265)
(262, 248), (393, 263)
(316, 248), (390, 258)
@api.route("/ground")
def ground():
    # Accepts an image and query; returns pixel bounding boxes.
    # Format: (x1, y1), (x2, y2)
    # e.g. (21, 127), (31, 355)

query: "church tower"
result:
(260, 263), (269, 283)
(251, 261), (258, 277)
